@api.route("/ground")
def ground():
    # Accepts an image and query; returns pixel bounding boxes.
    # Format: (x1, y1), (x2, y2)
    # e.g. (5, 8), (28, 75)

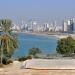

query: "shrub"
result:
(2, 58), (7, 65)
(28, 47), (42, 57)
(26, 55), (32, 59)
(6, 59), (13, 64)
(18, 56), (32, 62)
(56, 36), (75, 56)
(18, 56), (27, 61)
(0, 58), (7, 65)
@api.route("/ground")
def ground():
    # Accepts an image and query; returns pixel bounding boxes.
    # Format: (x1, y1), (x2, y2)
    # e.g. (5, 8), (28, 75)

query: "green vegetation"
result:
(6, 59), (13, 64)
(18, 55), (32, 62)
(0, 19), (18, 64)
(18, 47), (42, 61)
(56, 36), (75, 56)
(28, 47), (42, 57)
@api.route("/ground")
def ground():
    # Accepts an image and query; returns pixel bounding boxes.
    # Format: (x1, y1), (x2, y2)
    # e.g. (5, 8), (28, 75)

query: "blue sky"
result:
(0, 0), (75, 24)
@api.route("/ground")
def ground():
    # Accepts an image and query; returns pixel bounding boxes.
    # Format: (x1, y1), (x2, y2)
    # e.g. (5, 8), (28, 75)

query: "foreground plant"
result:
(0, 19), (18, 64)
(56, 36), (75, 57)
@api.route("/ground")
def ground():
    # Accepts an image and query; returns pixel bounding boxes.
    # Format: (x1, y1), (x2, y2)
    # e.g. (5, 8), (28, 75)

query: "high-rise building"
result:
(63, 18), (75, 33)
(68, 19), (74, 33)
(63, 20), (68, 32)
(73, 18), (75, 32)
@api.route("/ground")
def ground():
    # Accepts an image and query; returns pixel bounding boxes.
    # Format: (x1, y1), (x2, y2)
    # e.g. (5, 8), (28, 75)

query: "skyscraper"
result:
(63, 20), (68, 32)
(63, 18), (75, 33)
(73, 18), (75, 33)
(68, 19), (74, 33)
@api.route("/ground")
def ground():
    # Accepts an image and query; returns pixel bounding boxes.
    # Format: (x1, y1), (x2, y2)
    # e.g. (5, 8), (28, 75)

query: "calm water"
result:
(13, 33), (58, 58)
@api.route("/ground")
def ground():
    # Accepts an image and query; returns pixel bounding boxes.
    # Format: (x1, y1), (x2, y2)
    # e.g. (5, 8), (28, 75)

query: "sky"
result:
(0, 0), (75, 25)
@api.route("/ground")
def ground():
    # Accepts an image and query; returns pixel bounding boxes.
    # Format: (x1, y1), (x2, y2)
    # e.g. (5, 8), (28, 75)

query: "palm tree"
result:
(0, 19), (18, 64)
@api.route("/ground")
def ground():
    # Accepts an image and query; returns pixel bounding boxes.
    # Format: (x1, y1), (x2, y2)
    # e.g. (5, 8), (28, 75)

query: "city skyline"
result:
(0, 0), (75, 25)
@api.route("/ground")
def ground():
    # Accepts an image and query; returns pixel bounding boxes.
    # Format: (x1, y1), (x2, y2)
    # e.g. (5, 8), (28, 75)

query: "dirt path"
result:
(0, 60), (75, 75)
(1, 69), (75, 75)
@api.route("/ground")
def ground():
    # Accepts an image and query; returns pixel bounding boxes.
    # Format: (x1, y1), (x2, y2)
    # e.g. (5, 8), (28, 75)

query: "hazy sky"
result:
(0, 0), (75, 25)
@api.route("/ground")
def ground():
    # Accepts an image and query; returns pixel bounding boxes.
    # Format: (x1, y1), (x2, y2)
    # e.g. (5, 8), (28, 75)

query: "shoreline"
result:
(25, 32), (75, 39)
(18, 31), (72, 39)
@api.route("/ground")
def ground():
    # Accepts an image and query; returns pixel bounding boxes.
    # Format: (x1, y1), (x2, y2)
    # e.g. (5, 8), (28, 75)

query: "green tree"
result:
(0, 19), (18, 64)
(56, 36), (75, 56)
(28, 47), (41, 57)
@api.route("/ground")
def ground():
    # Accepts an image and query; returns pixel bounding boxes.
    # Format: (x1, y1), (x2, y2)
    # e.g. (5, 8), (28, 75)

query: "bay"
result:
(13, 33), (58, 58)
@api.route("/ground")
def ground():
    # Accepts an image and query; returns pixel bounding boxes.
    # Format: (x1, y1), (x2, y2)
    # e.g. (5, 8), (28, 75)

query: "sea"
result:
(13, 33), (58, 58)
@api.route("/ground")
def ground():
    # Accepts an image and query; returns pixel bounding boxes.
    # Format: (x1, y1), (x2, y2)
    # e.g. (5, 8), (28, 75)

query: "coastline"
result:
(19, 31), (73, 39)
(26, 32), (75, 39)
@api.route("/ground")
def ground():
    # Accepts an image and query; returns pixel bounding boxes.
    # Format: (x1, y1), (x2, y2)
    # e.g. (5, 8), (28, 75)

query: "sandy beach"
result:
(24, 31), (75, 39)
(1, 59), (75, 75)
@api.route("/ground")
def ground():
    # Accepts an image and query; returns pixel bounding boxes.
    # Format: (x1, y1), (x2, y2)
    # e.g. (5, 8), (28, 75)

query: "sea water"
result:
(13, 33), (58, 58)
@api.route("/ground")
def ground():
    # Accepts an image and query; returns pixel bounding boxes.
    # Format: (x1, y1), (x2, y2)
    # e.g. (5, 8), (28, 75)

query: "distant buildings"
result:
(11, 23), (21, 32)
(63, 18), (75, 33)
(63, 20), (68, 32)
(73, 18), (75, 32)
(19, 20), (62, 32)
(8, 17), (75, 33)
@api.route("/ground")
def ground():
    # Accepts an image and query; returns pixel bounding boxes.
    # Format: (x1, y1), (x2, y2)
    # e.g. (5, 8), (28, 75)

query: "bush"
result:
(56, 36), (75, 56)
(0, 57), (13, 65)
(6, 59), (13, 64)
(0, 58), (7, 65)
(18, 56), (32, 62)
(26, 55), (32, 59)
(18, 56), (27, 61)
(2, 58), (7, 65)
(28, 47), (42, 57)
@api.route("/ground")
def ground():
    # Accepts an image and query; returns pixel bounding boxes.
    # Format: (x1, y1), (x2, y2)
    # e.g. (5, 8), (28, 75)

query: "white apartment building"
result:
(63, 21), (68, 32)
